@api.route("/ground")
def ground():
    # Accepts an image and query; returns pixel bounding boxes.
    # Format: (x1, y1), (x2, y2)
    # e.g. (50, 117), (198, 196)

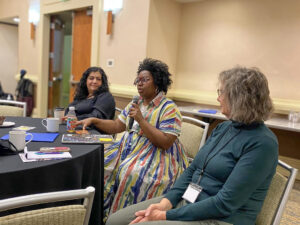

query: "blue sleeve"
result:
(166, 136), (278, 221)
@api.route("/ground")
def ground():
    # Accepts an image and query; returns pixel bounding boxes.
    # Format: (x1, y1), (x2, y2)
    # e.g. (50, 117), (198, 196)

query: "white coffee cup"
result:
(54, 107), (65, 124)
(42, 118), (59, 132)
(289, 111), (299, 123)
(9, 130), (33, 151)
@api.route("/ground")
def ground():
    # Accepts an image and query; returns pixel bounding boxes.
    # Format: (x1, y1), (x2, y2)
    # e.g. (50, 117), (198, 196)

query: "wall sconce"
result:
(30, 22), (36, 40)
(28, 1), (40, 40)
(103, 0), (123, 35)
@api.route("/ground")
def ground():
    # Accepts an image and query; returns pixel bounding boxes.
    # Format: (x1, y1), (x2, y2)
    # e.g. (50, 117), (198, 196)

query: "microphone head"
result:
(132, 95), (139, 104)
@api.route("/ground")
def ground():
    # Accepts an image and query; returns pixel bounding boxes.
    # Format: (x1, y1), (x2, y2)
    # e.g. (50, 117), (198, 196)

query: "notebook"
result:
(61, 134), (114, 144)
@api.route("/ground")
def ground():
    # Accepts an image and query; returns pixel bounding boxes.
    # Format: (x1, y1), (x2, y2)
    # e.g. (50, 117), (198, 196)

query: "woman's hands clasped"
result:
(129, 203), (167, 224)
(129, 198), (172, 224)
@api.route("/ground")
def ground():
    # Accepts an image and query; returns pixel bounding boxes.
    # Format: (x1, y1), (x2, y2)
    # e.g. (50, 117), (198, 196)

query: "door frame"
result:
(37, 0), (102, 117)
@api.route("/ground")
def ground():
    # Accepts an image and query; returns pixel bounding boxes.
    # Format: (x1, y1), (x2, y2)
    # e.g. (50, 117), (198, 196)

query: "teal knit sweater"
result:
(165, 120), (278, 225)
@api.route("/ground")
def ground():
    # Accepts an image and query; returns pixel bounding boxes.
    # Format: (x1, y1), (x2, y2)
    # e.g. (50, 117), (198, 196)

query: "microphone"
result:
(128, 96), (140, 130)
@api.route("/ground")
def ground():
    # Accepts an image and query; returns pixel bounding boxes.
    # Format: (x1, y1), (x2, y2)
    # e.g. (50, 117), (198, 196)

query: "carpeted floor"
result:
(280, 187), (300, 224)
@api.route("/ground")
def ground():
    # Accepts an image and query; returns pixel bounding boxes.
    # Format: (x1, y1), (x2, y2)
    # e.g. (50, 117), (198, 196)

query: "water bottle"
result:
(66, 106), (77, 133)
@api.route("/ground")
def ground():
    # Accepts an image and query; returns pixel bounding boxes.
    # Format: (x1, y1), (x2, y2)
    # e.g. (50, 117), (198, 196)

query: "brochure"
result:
(25, 151), (72, 160)
(19, 147), (72, 162)
(13, 126), (36, 131)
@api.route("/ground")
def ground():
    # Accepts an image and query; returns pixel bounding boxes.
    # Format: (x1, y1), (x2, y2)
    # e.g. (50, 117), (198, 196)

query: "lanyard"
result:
(196, 126), (241, 185)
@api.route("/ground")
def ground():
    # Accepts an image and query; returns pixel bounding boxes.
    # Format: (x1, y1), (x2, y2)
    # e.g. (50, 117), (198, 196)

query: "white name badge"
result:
(182, 183), (203, 203)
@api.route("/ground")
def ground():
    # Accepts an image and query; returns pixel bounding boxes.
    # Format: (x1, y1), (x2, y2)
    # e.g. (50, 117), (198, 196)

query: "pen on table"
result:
(40, 147), (70, 152)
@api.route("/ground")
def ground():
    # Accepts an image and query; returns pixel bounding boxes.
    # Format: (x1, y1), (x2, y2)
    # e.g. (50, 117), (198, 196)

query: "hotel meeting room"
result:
(0, 0), (299, 224)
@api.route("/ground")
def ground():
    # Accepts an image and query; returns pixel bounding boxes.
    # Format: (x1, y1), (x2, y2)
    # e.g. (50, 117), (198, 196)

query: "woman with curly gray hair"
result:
(106, 66), (278, 225)
(218, 67), (273, 124)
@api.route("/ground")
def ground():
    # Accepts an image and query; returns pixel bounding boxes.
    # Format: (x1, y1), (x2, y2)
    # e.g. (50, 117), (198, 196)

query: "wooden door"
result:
(69, 9), (92, 102)
(48, 17), (64, 116)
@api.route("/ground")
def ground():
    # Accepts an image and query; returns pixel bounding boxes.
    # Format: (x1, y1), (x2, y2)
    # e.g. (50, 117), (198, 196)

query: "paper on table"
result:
(19, 147), (51, 162)
(19, 153), (49, 162)
(21, 147), (72, 161)
(26, 151), (72, 160)
(13, 126), (36, 131)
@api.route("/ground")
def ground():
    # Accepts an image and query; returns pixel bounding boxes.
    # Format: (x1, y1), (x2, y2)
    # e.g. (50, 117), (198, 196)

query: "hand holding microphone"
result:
(128, 96), (140, 129)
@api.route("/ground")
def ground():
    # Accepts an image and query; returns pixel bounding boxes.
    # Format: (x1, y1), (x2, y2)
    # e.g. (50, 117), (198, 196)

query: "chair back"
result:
(0, 100), (27, 117)
(256, 160), (298, 225)
(179, 116), (209, 161)
(0, 205), (86, 225)
(115, 107), (122, 117)
(0, 186), (95, 225)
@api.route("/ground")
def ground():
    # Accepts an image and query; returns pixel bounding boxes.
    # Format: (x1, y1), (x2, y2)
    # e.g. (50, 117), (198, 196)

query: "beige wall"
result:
(146, 0), (181, 77)
(99, 0), (151, 86)
(2, 0), (300, 115)
(0, 0), (39, 75)
(176, 0), (300, 103)
(0, 24), (18, 94)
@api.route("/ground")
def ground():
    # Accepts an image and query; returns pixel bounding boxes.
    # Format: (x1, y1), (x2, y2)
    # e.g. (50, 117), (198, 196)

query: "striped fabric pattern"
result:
(103, 92), (189, 218)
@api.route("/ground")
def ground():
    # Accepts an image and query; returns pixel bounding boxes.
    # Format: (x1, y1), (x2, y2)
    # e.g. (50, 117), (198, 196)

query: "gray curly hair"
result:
(219, 66), (273, 124)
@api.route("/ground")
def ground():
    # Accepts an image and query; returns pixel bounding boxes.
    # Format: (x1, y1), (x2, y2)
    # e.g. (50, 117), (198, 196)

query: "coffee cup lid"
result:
(55, 107), (65, 110)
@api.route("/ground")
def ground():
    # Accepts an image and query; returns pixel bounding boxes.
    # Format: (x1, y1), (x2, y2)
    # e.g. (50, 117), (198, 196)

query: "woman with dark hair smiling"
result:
(106, 66), (278, 225)
(75, 58), (189, 220)
(65, 66), (115, 120)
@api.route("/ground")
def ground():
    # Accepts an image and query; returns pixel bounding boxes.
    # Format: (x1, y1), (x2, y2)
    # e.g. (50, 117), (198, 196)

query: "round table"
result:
(0, 116), (104, 225)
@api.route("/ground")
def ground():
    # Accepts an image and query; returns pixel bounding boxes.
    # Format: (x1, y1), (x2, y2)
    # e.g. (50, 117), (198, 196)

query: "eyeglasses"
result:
(133, 77), (151, 85)
(217, 89), (224, 97)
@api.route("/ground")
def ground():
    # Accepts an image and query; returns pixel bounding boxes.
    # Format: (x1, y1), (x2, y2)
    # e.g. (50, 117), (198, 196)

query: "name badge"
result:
(182, 183), (203, 203)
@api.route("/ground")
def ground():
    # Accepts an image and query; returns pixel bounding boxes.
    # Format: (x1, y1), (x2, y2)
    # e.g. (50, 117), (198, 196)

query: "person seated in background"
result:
(106, 66), (279, 225)
(65, 66), (115, 120)
(75, 58), (189, 219)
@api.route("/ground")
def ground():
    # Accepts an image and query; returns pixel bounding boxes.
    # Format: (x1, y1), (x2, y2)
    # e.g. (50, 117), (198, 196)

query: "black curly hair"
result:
(74, 67), (110, 100)
(137, 58), (172, 94)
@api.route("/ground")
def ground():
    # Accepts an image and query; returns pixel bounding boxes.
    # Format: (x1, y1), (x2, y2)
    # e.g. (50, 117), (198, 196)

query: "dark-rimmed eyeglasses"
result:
(133, 77), (151, 86)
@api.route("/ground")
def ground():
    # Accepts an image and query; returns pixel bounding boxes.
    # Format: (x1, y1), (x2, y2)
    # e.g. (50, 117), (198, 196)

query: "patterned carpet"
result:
(280, 189), (300, 224)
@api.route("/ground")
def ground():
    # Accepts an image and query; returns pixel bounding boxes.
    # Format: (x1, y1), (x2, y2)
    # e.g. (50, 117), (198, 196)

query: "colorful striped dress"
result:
(103, 92), (189, 217)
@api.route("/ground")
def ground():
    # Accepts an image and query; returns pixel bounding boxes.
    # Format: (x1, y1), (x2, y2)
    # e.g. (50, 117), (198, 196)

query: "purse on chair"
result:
(0, 140), (18, 156)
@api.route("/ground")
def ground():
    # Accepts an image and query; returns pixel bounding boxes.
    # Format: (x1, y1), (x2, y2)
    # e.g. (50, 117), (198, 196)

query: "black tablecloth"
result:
(0, 117), (103, 225)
